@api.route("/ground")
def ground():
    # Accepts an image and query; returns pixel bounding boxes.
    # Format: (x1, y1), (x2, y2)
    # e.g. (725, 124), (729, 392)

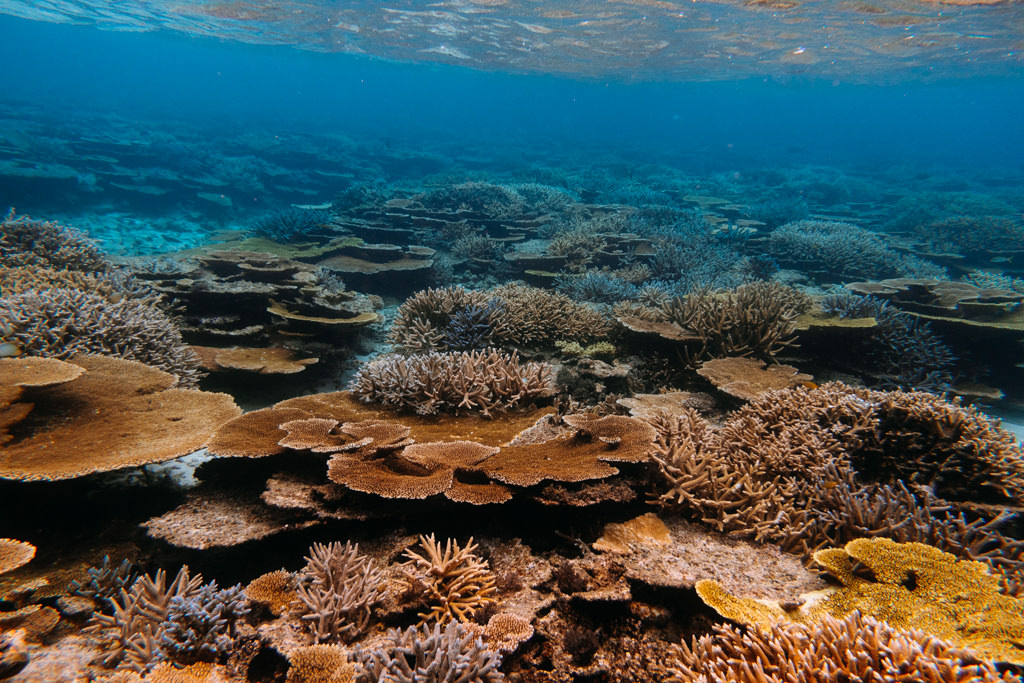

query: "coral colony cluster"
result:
(3, 165), (1024, 683)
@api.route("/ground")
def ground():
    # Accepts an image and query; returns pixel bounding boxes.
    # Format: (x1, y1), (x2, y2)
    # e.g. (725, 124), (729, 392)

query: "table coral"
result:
(0, 355), (241, 481)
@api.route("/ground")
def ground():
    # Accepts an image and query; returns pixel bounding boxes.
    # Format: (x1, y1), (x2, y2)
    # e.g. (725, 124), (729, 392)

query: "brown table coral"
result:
(0, 355), (241, 481)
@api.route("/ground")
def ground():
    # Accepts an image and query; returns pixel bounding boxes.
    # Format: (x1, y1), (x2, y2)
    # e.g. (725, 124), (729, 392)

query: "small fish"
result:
(0, 342), (21, 357)
(801, 381), (819, 389)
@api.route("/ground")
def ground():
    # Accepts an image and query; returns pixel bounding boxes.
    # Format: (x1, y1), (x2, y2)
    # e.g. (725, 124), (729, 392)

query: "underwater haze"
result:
(6, 2), (1024, 682)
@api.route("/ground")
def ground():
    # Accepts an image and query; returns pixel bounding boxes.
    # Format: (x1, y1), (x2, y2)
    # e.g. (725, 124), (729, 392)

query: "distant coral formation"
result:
(765, 219), (944, 283)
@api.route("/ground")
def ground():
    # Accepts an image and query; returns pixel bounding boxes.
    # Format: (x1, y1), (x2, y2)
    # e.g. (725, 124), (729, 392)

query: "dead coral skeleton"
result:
(296, 541), (386, 643)
(400, 535), (497, 625)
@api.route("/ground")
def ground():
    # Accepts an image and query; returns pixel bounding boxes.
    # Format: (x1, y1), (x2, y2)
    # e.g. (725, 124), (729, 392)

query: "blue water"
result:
(1, 9), (1022, 184)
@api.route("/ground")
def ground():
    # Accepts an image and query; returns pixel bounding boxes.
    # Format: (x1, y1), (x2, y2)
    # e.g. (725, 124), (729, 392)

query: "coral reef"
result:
(348, 349), (555, 416)
(296, 542), (385, 643)
(352, 622), (504, 682)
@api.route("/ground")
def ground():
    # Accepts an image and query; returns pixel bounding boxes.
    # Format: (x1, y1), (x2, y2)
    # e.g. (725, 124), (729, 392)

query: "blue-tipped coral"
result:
(353, 622), (504, 683)
(159, 582), (250, 665)
(821, 289), (955, 392)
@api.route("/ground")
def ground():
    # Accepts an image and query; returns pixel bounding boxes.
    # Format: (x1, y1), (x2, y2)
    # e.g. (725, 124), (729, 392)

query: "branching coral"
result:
(648, 382), (1024, 577)
(822, 289), (956, 391)
(72, 556), (138, 604)
(296, 541), (385, 643)
(353, 622), (504, 682)
(555, 271), (638, 305)
(158, 583), (250, 665)
(400, 535), (497, 625)
(670, 611), (1016, 683)
(349, 349), (555, 416)
(250, 208), (334, 242)
(388, 287), (511, 353)
(0, 209), (107, 272)
(0, 288), (203, 386)
(658, 281), (810, 363)
(488, 282), (612, 346)
(88, 566), (205, 669)
(89, 566), (250, 671)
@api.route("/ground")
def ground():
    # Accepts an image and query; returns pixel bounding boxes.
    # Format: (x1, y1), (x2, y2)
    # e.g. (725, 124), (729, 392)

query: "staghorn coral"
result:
(0, 287), (204, 386)
(158, 583), (250, 665)
(648, 382), (1024, 576)
(296, 541), (385, 643)
(88, 566), (205, 670)
(388, 286), (510, 353)
(670, 611), (1016, 683)
(71, 556), (138, 605)
(696, 538), (1024, 665)
(349, 349), (555, 416)
(400, 535), (497, 625)
(353, 621), (504, 682)
(89, 566), (249, 671)
(658, 281), (809, 363)
(0, 209), (107, 272)
(555, 271), (638, 305)
(821, 289), (955, 391)
(488, 282), (612, 346)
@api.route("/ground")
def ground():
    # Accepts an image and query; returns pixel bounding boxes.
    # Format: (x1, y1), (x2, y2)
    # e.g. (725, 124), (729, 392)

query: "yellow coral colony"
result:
(695, 538), (1024, 663)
